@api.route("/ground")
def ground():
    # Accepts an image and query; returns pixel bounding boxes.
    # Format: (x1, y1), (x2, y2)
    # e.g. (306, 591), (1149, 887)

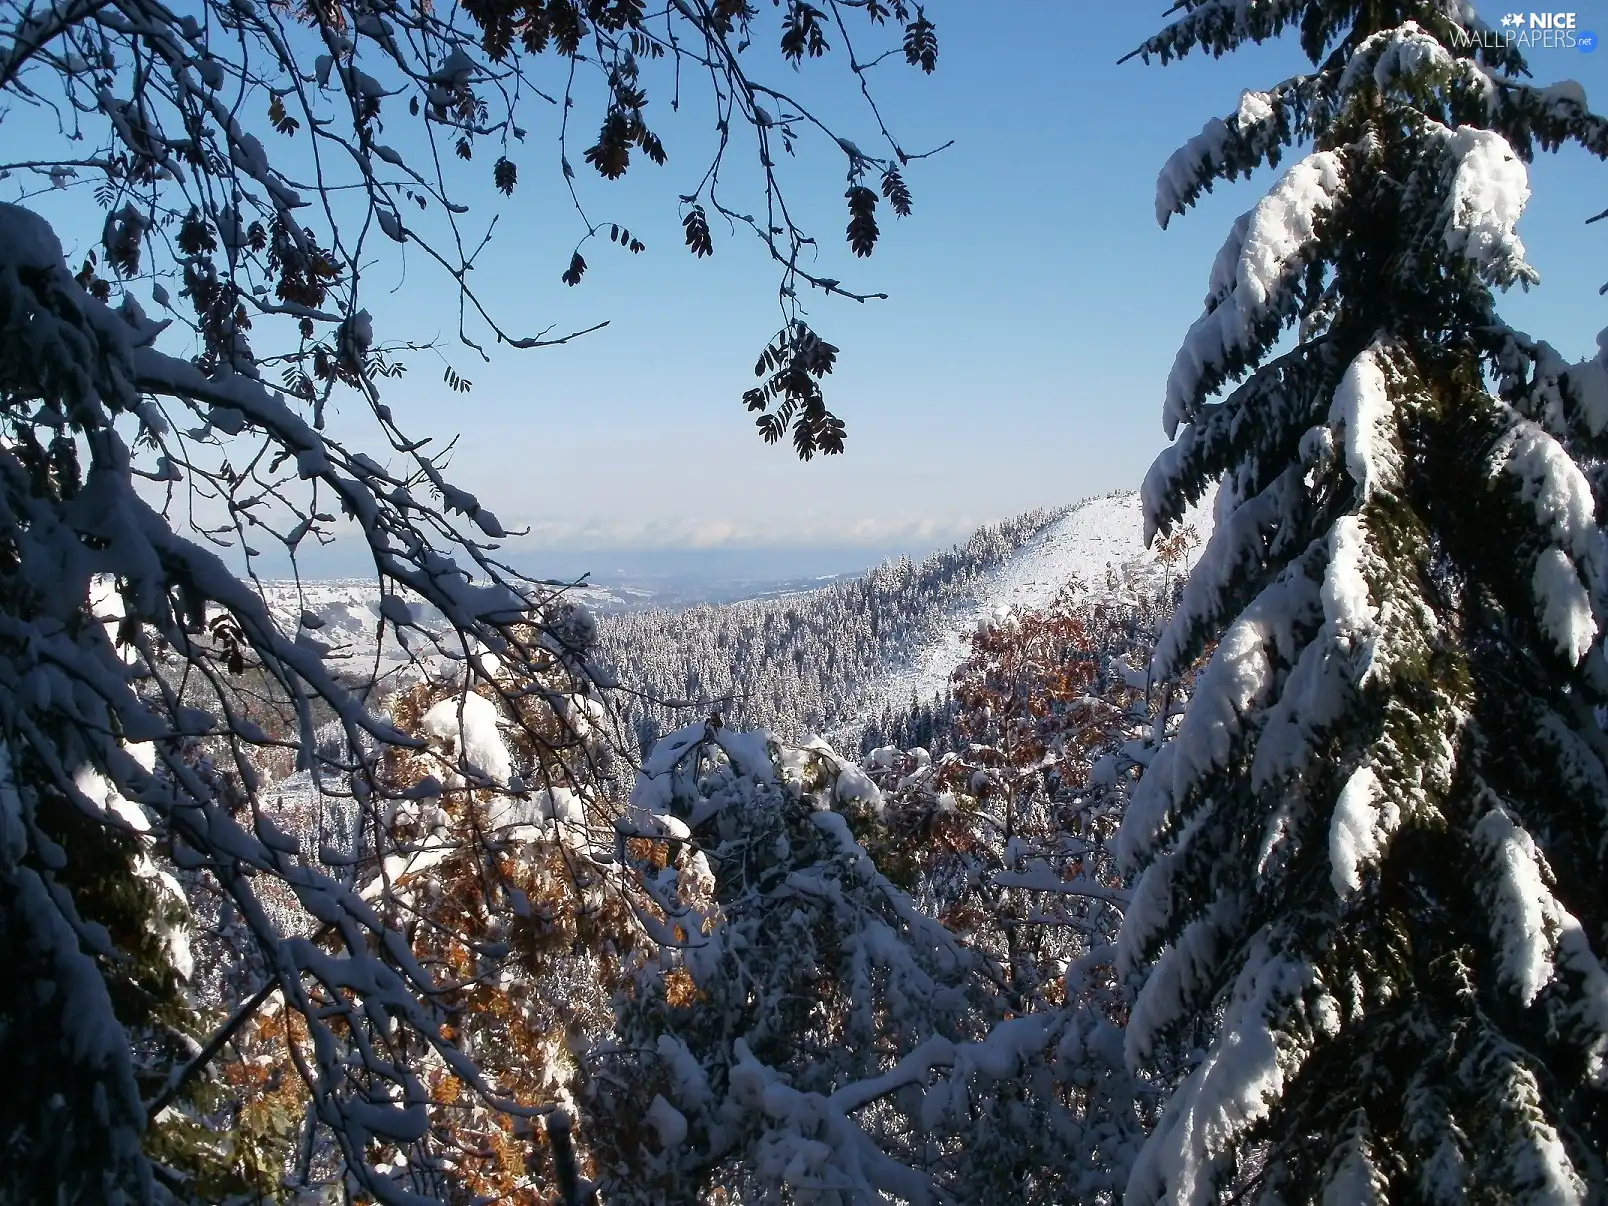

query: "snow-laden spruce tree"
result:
(1119, 4), (1608, 1202)
(0, 0), (947, 1200)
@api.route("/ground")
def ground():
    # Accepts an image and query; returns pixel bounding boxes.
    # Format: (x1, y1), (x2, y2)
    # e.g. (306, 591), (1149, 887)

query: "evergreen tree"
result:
(1120, 5), (1608, 1202)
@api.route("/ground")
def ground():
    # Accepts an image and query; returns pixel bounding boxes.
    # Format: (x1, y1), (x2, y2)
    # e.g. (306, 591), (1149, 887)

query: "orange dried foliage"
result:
(216, 660), (641, 1202)
(625, 835), (671, 869)
(663, 968), (701, 1008)
(863, 571), (1196, 1022)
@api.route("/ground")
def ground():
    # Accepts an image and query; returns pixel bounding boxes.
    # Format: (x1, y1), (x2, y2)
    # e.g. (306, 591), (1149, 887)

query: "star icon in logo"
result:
(1501, 11), (1526, 26)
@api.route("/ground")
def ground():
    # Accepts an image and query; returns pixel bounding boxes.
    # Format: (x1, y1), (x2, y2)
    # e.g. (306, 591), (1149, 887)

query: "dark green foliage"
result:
(0, 729), (289, 1205)
(859, 688), (958, 758)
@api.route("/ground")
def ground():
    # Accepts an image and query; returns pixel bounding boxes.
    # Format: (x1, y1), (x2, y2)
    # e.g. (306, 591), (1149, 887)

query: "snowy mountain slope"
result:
(850, 489), (1212, 726)
(592, 509), (1067, 746)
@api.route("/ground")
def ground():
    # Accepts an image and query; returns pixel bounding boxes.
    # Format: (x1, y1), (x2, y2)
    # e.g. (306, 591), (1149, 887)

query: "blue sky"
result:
(342, 1), (1607, 564)
(9, 2), (1607, 574)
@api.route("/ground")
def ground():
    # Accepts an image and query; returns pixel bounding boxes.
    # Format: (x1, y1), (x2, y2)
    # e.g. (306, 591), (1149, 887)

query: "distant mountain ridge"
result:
(247, 492), (1210, 749)
(591, 507), (1071, 749)
(590, 491), (1213, 750)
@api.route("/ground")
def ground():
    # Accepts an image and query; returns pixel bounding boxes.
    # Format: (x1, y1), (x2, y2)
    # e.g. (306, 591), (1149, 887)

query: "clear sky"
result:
(342, 1), (1607, 565)
(11, 2), (1608, 575)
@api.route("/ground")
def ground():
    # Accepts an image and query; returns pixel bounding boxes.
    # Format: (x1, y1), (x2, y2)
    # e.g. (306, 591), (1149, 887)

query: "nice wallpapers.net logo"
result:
(1457, 11), (1598, 51)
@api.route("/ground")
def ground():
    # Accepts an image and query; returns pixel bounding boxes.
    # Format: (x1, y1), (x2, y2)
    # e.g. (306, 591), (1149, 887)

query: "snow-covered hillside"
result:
(851, 489), (1211, 724)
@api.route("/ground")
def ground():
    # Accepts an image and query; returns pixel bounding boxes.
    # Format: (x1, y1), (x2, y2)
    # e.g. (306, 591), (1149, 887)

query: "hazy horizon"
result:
(266, 532), (1007, 585)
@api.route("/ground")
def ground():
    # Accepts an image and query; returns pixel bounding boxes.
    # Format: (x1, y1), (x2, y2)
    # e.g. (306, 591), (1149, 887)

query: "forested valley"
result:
(593, 507), (1063, 750)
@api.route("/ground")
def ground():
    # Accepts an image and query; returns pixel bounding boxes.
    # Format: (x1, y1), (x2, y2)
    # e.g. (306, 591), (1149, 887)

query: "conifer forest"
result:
(1, 1), (1606, 1203)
